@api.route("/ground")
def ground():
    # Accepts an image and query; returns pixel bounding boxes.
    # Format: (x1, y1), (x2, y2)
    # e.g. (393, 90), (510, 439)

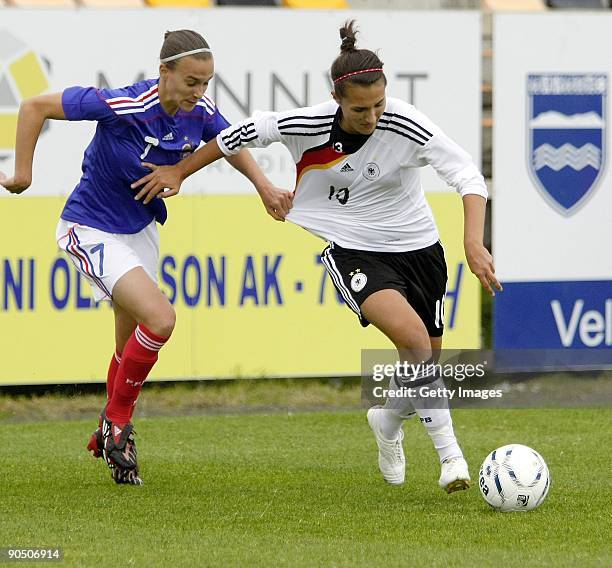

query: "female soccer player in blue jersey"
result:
(0, 29), (292, 485)
(131, 21), (503, 494)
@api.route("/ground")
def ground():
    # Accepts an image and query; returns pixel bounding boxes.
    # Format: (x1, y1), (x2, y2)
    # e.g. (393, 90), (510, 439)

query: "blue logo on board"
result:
(527, 74), (607, 215)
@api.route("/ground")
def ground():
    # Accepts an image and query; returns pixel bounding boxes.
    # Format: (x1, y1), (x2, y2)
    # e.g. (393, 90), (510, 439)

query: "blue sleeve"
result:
(62, 86), (115, 123)
(202, 108), (231, 143)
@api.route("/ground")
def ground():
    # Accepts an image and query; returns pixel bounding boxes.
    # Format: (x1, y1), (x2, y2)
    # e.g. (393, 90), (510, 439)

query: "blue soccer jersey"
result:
(61, 78), (230, 233)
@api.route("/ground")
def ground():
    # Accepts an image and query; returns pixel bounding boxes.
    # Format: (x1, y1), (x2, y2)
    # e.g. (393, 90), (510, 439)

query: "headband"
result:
(333, 68), (384, 84)
(160, 48), (212, 64)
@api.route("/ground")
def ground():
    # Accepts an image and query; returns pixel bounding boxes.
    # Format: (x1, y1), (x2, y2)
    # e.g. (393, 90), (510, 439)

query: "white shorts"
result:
(56, 219), (159, 302)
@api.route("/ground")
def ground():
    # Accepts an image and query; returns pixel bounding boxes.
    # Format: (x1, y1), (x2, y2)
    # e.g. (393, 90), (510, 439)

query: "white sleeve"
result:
(217, 102), (337, 160)
(419, 130), (488, 199)
(216, 111), (282, 156)
(388, 100), (487, 199)
(385, 99), (488, 199)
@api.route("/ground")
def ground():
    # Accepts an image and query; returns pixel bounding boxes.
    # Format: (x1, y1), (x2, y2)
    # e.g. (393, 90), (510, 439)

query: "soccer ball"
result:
(478, 444), (550, 512)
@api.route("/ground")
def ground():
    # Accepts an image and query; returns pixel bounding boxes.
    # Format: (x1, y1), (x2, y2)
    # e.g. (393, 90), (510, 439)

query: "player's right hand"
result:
(258, 184), (294, 222)
(131, 162), (183, 205)
(0, 171), (31, 194)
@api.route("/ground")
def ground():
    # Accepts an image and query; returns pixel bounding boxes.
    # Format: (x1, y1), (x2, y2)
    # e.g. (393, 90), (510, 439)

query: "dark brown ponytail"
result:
(331, 20), (385, 97)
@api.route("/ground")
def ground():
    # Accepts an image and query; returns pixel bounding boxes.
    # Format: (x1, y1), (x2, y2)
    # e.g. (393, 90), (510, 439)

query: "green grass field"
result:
(2, 408), (611, 567)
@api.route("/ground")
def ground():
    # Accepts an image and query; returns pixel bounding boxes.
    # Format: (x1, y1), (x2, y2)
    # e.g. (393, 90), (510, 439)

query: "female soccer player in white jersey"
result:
(0, 30), (292, 486)
(132, 21), (502, 492)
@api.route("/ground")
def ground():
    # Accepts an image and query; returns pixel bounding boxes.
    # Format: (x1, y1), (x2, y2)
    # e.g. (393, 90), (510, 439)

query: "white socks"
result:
(378, 408), (405, 440)
(415, 407), (463, 464)
(379, 372), (463, 463)
(380, 373), (415, 439)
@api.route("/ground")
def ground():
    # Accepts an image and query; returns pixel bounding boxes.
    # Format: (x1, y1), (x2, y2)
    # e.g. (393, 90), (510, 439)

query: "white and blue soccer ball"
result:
(478, 444), (550, 512)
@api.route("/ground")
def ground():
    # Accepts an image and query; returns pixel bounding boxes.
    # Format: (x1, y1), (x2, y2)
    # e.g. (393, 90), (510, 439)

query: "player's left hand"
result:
(465, 241), (503, 296)
(258, 184), (294, 221)
(0, 171), (31, 194)
(131, 162), (183, 205)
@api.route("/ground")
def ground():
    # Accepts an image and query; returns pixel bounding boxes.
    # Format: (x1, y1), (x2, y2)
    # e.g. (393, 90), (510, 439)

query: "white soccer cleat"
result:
(439, 456), (471, 493)
(367, 406), (406, 485)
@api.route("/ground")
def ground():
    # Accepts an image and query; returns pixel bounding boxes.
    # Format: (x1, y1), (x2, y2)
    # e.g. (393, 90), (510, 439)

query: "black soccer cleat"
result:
(100, 411), (143, 486)
(112, 467), (144, 486)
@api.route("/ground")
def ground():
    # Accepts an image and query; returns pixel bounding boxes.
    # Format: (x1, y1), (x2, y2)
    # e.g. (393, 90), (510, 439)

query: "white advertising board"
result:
(0, 8), (481, 197)
(493, 13), (612, 366)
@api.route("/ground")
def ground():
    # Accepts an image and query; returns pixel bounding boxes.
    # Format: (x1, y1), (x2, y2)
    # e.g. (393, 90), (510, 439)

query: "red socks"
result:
(105, 324), (169, 424)
(106, 349), (122, 400)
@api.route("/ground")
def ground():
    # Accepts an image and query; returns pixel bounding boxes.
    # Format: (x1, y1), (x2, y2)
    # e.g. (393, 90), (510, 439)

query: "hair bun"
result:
(339, 19), (358, 53)
(341, 36), (356, 51)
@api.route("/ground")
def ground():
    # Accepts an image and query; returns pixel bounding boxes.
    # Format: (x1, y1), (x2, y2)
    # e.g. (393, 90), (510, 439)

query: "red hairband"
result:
(333, 68), (384, 84)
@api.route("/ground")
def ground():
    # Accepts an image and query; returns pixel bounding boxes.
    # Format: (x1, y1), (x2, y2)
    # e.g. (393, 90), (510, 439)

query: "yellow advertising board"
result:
(0, 193), (480, 385)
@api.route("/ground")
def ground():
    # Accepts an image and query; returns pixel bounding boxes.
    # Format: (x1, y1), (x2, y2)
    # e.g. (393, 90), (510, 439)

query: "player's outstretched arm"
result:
(0, 93), (65, 194)
(224, 149), (293, 222)
(132, 113), (287, 208)
(132, 137), (226, 205)
(462, 194), (503, 297)
(416, 115), (502, 297)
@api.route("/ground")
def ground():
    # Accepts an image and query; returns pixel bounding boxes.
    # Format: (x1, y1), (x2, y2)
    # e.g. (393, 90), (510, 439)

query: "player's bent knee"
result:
(394, 329), (433, 361)
(158, 310), (176, 339)
(143, 306), (176, 339)
(395, 326), (431, 349)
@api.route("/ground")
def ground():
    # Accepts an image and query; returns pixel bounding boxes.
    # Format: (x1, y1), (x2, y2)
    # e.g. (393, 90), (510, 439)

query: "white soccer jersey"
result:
(217, 97), (487, 252)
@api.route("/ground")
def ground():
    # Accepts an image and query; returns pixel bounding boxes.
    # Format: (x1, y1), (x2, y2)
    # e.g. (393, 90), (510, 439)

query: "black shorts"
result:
(320, 241), (448, 337)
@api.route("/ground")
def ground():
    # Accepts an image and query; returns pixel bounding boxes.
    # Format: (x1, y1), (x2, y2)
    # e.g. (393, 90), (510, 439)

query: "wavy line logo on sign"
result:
(0, 30), (50, 158)
(527, 74), (607, 215)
